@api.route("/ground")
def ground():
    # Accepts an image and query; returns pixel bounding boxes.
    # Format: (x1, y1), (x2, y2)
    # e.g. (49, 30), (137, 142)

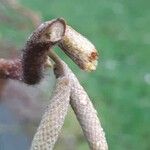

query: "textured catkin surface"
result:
(61, 61), (108, 150)
(59, 25), (98, 71)
(30, 76), (71, 150)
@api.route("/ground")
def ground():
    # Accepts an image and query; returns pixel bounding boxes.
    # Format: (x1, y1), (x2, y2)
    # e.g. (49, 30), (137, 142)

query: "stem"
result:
(0, 58), (22, 80)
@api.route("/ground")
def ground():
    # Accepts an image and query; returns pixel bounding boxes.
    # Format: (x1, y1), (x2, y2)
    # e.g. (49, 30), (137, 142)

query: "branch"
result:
(59, 25), (98, 71)
(0, 18), (108, 149)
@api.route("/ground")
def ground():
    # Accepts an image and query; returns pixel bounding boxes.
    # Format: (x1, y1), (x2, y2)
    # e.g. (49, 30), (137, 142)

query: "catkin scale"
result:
(59, 25), (98, 71)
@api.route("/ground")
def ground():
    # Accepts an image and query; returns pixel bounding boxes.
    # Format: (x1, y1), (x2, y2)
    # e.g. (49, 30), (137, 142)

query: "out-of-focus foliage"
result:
(0, 0), (150, 150)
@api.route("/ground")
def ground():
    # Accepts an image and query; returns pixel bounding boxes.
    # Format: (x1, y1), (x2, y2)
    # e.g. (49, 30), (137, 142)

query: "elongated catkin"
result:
(59, 25), (98, 71)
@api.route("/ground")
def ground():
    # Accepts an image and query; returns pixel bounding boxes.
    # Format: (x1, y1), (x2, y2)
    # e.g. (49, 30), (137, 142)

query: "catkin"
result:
(59, 25), (98, 71)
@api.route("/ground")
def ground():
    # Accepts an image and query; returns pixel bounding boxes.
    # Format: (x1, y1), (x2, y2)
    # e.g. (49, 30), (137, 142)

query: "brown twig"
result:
(59, 25), (98, 71)
(1, 0), (41, 27)
(0, 18), (108, 149)
(0, 18), (66, 85)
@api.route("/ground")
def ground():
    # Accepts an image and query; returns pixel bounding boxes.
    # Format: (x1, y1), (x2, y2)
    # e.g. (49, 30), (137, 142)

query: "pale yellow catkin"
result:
(59, 25), (98, 71)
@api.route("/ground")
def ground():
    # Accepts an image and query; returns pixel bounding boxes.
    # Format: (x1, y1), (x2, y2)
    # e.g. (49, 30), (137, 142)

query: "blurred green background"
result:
(0, 0), (150, 149)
